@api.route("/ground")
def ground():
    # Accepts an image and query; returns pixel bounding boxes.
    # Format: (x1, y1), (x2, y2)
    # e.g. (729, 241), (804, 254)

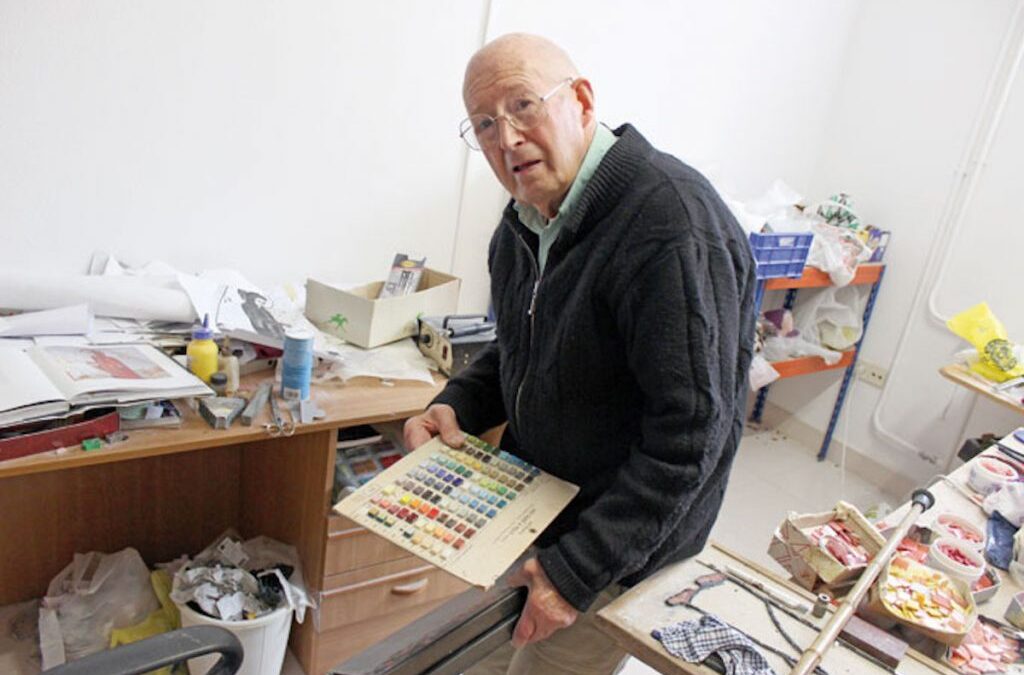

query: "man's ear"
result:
(572, 78), (596, 126)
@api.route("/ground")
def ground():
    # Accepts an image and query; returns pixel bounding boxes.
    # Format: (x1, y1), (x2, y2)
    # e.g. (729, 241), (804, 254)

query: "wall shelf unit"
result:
(750, 263), (886, 460)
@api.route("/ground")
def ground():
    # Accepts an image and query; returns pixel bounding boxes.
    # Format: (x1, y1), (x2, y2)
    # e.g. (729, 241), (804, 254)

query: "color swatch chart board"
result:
(334, 435), (579, 588)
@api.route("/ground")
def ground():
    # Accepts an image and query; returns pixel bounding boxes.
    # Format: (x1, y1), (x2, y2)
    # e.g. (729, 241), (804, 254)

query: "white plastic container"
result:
(967, 456), (1018, 495)
(934, 513), (986, 551)
(928, 536), (986, 585)
(176, 602), (292, 675)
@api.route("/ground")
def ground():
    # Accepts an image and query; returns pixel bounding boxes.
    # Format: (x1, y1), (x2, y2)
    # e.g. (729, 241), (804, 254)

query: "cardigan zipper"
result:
(512, 230), (541, 433)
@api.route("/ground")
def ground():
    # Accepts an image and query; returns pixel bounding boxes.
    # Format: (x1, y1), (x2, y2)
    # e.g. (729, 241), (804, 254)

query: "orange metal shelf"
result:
(770, 349), (857, 379)
(764, 263), (884, 291)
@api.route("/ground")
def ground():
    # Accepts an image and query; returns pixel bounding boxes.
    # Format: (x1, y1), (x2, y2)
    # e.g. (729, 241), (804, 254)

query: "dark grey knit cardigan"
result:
(433, 124), (756, 611)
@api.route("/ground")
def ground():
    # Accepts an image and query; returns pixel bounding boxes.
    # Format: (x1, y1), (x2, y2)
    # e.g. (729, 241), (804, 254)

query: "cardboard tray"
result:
(768, 500), (886, 591)
(865, 556), (977, 647)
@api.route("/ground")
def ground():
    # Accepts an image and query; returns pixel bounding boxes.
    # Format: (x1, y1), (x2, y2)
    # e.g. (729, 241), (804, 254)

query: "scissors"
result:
(265, 389), (295, 437)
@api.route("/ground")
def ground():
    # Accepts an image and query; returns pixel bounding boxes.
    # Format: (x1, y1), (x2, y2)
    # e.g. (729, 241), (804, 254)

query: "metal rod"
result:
(790, 488), (934, 675)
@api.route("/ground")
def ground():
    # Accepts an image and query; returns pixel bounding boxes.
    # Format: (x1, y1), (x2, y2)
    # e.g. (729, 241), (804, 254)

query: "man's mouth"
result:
(512, 160), (541, 174)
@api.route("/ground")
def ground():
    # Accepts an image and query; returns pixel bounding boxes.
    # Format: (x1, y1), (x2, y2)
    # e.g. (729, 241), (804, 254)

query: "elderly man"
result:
(404, 33), (755, 674)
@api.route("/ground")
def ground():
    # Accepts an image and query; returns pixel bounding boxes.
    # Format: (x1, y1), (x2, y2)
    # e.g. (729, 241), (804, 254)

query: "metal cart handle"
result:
(45, 625), (244, 675)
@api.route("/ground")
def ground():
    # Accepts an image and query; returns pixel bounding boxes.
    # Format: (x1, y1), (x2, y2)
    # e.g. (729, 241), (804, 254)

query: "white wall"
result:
(768, 0), (1024, 484)
(2, 1), (860, 314)
(0, 0), (485, 288)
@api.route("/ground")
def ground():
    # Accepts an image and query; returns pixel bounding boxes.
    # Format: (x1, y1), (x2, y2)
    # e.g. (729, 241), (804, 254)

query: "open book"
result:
(0, 344), (211, 428)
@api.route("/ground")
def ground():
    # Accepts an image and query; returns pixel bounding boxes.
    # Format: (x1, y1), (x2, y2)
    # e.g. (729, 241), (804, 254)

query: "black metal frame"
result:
(45, 625), (243, 675)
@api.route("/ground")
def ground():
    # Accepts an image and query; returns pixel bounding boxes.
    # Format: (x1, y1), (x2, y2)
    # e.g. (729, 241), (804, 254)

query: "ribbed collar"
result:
(503, 124), (650, 245)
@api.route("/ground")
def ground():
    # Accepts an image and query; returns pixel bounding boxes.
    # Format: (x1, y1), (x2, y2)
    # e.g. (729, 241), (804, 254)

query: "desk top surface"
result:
(940, 363), (1024, 416)
(0, 373), (445, 480)
(596, 543), (955, 674)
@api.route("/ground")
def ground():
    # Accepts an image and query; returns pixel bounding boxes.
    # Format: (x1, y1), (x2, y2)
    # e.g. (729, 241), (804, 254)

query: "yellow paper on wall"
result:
(947, 302), (1024, 382)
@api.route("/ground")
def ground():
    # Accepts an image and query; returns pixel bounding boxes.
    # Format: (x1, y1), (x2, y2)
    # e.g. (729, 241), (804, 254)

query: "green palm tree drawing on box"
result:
(329, 314), (348, 333)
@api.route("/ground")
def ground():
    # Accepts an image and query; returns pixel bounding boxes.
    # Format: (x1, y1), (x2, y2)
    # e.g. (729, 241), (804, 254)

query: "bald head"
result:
(463, 33), (579, 105)
(460, 33), (596, 219)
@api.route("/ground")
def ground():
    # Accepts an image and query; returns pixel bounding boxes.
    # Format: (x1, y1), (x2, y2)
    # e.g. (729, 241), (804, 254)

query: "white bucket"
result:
(176, 602), (292, 675)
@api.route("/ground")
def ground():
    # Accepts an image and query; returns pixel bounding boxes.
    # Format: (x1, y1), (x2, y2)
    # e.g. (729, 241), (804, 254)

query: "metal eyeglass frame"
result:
(459, 77), (575, 151)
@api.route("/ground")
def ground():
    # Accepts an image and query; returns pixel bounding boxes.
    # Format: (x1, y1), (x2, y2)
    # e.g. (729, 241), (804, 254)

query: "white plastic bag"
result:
(805, 222), (873, 286)
(38, 548), (159, 669)
(761, 334), (843, 366)
(792, 286), (868, 352)
(984, 483), (1024, 528)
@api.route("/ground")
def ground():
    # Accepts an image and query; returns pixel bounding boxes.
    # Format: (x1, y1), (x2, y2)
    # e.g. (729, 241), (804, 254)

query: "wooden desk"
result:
(940, 363), (1024, 416)
(0, 374), (454, 675)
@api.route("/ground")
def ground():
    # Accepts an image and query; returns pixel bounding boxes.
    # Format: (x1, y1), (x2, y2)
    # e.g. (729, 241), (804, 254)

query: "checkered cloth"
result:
(652, 615), (776, 675)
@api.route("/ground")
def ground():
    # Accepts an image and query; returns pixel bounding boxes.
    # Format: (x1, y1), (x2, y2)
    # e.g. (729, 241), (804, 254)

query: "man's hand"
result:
(508, 557), (579, 647)
(403, 404), (466, 450)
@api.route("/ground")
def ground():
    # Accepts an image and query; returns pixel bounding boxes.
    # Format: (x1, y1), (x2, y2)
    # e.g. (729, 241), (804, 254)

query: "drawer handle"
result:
(391, 578), (429, 596)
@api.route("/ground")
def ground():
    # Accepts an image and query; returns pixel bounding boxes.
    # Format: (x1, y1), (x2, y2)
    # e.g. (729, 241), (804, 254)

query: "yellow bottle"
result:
(186, 314), (219, 383)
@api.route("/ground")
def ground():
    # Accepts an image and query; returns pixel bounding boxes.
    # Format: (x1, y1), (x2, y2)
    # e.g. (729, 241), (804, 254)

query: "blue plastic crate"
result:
(748, 232), (813, 279)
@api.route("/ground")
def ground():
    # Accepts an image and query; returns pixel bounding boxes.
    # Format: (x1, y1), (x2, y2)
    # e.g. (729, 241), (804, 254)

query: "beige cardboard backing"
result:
(334, 436), (579, 589)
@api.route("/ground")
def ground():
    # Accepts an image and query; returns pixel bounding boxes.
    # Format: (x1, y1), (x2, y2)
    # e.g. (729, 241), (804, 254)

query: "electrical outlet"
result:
(858, 361), (887, 388)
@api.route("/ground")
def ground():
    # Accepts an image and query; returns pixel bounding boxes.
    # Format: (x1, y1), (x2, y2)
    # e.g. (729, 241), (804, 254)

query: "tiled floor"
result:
(0, 426), (899, 675)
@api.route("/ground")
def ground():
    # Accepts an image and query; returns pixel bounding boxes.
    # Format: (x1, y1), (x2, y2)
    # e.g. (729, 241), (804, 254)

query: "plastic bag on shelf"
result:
(793, 286), (868, 352)
(761, 334), (843, 366)
(805, 221), (873, 287)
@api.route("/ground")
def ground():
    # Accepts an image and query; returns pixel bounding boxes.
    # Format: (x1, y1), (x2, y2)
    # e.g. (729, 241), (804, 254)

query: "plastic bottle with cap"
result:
(187, 314), (219, 383)
(218, 339), (240, 395)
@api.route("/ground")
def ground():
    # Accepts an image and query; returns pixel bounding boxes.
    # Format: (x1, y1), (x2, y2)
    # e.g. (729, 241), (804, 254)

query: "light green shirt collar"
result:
(514, 124), (618, 272)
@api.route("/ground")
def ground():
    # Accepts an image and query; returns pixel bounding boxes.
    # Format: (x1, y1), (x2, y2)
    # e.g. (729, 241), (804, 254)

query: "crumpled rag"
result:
(652, 614), (776, 675)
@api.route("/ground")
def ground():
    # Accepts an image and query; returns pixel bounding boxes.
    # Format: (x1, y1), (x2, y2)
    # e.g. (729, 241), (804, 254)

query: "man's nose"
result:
(496, 117), (524, 150)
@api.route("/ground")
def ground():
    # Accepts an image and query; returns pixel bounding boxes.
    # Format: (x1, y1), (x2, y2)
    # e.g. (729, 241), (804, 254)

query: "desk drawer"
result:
(316, 556), (468, 632)
(325, 514), (412, 576)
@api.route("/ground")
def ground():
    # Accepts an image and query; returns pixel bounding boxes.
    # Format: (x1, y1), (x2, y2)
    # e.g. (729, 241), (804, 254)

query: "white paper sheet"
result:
(0, 271), (194, 322)
(315, 336), (436, 384)
(0, 305), (93, 337)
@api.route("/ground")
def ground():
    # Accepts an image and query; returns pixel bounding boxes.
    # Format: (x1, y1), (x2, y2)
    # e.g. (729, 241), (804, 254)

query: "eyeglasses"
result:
(459, 77), (574, 151)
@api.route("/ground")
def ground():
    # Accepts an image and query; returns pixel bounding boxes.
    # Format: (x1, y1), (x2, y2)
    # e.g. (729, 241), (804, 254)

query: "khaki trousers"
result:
(464, 586), (628, 675)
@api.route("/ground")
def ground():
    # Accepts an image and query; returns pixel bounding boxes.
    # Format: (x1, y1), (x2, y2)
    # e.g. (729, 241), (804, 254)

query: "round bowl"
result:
(928, 536), (985, 584)
(935, 513), (986, 551)
(968, 456), (1018, 495)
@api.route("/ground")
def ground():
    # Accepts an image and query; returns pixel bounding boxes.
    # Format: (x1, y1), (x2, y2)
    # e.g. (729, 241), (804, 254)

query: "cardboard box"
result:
(305, 269), (460, 349)
(768, 527), (820, 591)
(767, 501), (886, 591)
